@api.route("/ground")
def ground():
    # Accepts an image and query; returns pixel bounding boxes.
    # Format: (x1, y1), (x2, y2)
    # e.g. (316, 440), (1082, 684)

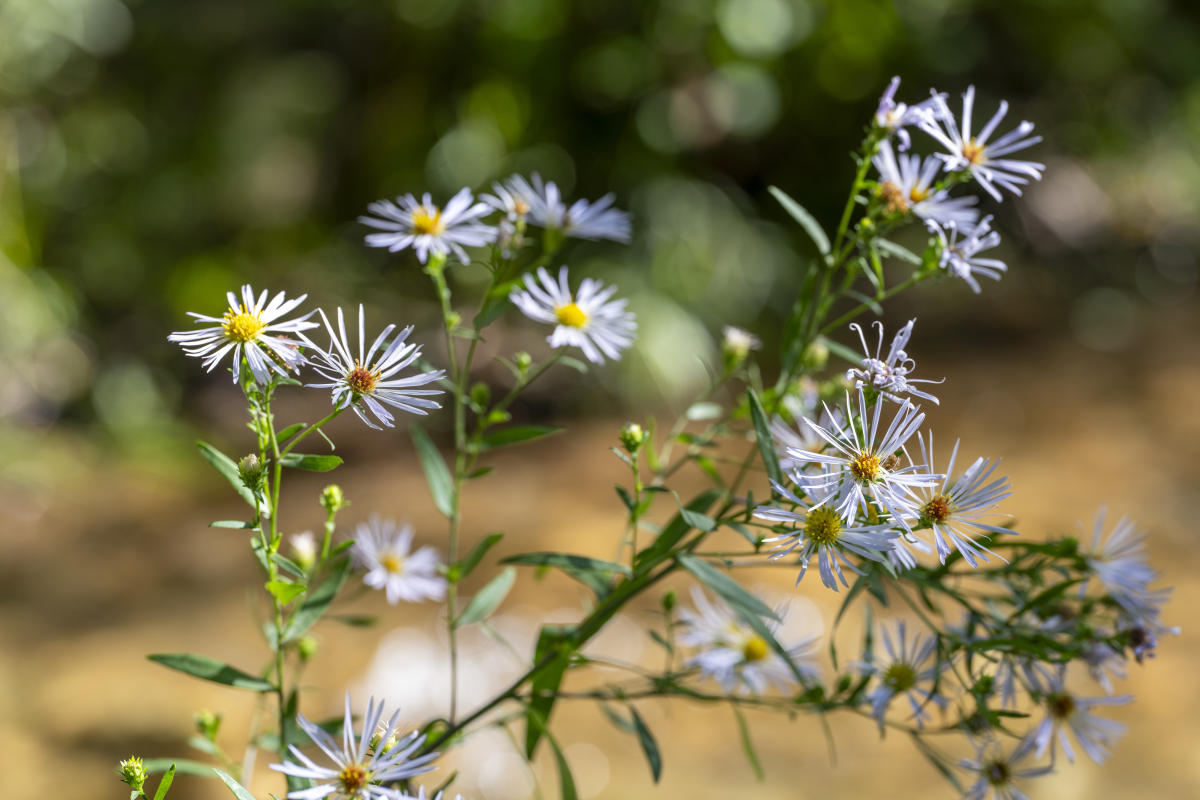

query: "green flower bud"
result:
(320, 484), (346, 514)
(721, 326), (761, 372)
(662, 589), (677, 612)
(118, 756), (148, 793)
(469, 382), (491, 409)
(238, 454), (265, 490)
(297, 635), (319, 661)
(193, 708), (221, 741)
(619, 422), (648, 454)
(514, 352), (533, 373)
(800, 341), (829, 371)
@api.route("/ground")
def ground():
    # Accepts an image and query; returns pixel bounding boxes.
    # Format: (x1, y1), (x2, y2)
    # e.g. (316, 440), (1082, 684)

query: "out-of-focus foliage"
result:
(4, 0), (1200, 434)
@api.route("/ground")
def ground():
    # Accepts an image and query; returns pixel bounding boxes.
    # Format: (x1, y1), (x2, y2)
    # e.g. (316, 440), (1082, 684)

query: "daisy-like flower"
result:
(927, 216), (1007, 294)
(1083, 640), (1127, 695)
(360, 188), (495, 265)
(1082, 509), (1159, 614)
(677, 587), (820, 694)
(308, 306), (445, 430)
(509, 266), (636, 364)
(919, 85), (1045, 201)
(1025, 672), (1131, 764)
(856, 620), (945, 732)
(754, 482), (896, 591)
(768, 407), (843, 475)
(906, 432), (1014, 567)
(351, 517), (447, 604)
(874, 76), (945, 152)
(493, 173), (631, 243)
(846, 318), (943, 406)
(786, 388), (940, 529)
(988, 654), (1056, 710)
(168, 285), (319, 384)
(872, 140), (979, 229)
(270, 694), (438, 799)
(959, 737), (1053, 800)
(482, 174), (538, 221)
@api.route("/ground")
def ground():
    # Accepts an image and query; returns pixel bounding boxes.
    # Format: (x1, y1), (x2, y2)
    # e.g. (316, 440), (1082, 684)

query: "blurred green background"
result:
(2, 0), (1199, 798)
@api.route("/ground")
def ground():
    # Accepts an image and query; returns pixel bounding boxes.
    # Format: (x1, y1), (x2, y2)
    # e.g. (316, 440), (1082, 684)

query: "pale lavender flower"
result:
(1083, 509), (1159, 613)
(959, 737), (1053, 800)
(352, 517), (447, 604)
(872, 139), (979, 229)
(927, 216), (1007, 294)
(360, 188), (495, 264)
(677, 587), (820, 694)
(509, 266), (636, 364)
(874, 76), (945, 152)
(846, 318), (943, 406)
(500, 173), (631, 242)
(856, 620), (945, 731)
(308, 306), (445, 430)
(919, 85), (1045, 201)
(754, 482), (896, 591)
(270, 694), (437, 799)
(168, 284), (319, 384)
(1083, 640), (1127, 695)
(768, 406), (843, 475)
(1025, 672), (1131, 764)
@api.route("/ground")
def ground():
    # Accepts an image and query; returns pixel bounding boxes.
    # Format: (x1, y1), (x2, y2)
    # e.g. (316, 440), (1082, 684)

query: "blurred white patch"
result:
(1026, 159), (1112, 247)
(563, 742), (610, 799)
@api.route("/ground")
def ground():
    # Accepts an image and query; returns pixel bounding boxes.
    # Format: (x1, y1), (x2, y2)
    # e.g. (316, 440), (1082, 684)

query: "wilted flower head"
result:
(168, 285), (318, 384)
(721, 325), (761, 371)
(928, 217), (1007, 294)
(846, 318), (942, 406)
(509, 266), (636, 364)
(360, 188), (495, 265)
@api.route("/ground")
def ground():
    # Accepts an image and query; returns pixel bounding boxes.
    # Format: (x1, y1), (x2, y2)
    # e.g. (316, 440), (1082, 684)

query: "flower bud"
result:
(297, 635), (319, 661)
(193, 708), (222, 741)
(118, 756), (148, 793)
(320, 484), (346, 514)
(514, 351), (533, 373)
(470, 382), (491, 409)
(619, 422), (648, 454)
(800, 341), (829, 371)
(721, 326), (761, 372)
(662, 589), (677, 612)
(238, 454), (265, 490)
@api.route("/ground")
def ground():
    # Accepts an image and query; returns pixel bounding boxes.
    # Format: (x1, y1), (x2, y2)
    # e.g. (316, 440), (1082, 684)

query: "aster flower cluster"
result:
(868, 78), (1045, 295)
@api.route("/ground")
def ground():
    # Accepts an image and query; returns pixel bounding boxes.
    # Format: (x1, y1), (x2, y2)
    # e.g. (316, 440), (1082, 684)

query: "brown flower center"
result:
(346, 362), (382, 395)
(923, 494), (952, 522)
(879, 181), (909, 213)
(338, 764), (369, 792)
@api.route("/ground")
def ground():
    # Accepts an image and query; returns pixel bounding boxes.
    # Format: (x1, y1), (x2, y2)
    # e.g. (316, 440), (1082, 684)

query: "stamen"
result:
(850, 452), (881, 481)
(879, 182), (909, 213)
(346, 362), (382, 395)
(923, 494), (952, 522)
(555, 302), (588, 328)
(380, 552), (404, 574)
(338, 764), (369, 792)
(805, 507), (843, 546)
(742, 635), (769, 662)
(411, 206), (445, 235)
(221, 306), (267, 343)
(961, 139), (986, 165)
(882, 662), (917, 692)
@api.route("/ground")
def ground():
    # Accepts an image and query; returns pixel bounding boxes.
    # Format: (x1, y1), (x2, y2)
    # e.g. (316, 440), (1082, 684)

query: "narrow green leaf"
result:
(142, 759), (215, 778)
(279, 453), (343, 472)
(213, 768), (258, 800)
(147, 653), (272, 691)
(679, 508), (716, 532)
(473, 292), (511, 329)
(599, 702), (637, 733)
(733, 706), (765, 781)
(454, 533), (504, 582)
(270, 553), (307, 580)
(210, 520), (255, 530)
(817, 334), (867, 367)
(411, 425), (454, 517)
(455, 567), (516, 627)
(187, 735), (221, 756)
(768, 185), (831, 256)
(876, 238), (922, 264)
(676, 554), (777, 622)
(276, 423), (306, 444)
(747, 389), (784, 489)
(530, 717), (578, 800)
(151, 764), (176, 800)
(265, 580), (305, 605)
(503, 552), (629, 597)
(525, 624), (575, 757)
(908, 733), (964, 791)
(283, 556), (351, 641)
(328, 614), (378, 627)
(478, 425), (564, 451)
(628, 706), (663, 782)
(196, 440), (258, 511)
(615, 485), (635, 512)
(557, 355), (589, 373)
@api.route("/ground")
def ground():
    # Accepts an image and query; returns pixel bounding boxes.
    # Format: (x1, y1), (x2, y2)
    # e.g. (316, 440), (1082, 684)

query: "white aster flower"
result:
(168, 284), (319, 384)
(959, 737), (1053, 800)
(906, 432), (1015, 567)
(919, 85), (1045, 201)
(856, 620), (945, 732)
(308, 305), (445, 430)
(1083, 640), (1127, 695)
(290, 531), (318, 570)
(360, 188), (495, 265)
(352, 517), (447, 604)
(269, 694), (438, 799)
(1082, 509), (1159, 614)
(927, 216), (1007, 294)
(988, 654), (1056, 710)
(874, 76), (945, 152)
(872, 140), (980, 229)
(495, 173), (631, 242)
(786, 388), (940, 529)
(768, 406), (843, 475)
(509, 266), (636, 364)
(677, 587), (820, 694)
(482, 174), (537, 221)
(721, 325), (761, 369)
(846, 318), (943, 406)
(1025, 673), (1131, 764)
(754, 482), (896, 591)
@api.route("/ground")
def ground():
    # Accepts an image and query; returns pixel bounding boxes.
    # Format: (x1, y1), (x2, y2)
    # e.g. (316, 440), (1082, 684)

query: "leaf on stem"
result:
(733, 705), (765, 781)
(747, 389), (784, 490)
(141, 759), (215, 778)
(629, 705), (663, 782)
(279, 453), (343, 472)
(213, 769), (258, 800)
(526, 711), (578, 800)
(477, 425), (564, 451)
(209, 520), (256, 530)
(876, 238), (922, 264)
(768, 186), (831, 257)
(451, 532), (504, 582)
(147, 653), (273, 692)
(524, 624), (576, 758)
(411, 425), (455, 518)
(196, 441), (260, 513)
(265, 580), (306, 605)
(282, 556), (351, 642)
(151, 764), (176, 800)
(454, 566), (516, 627)
(503, 552), (630, 598)
(634, 489), (723, 569)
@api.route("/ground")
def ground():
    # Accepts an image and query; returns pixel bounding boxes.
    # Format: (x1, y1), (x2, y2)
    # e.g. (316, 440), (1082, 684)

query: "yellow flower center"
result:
(346, 361), (382, 395)
(850, 452), (881, 481)
(879, 181), (909, 213)
(805, 506), (843, 546)
(338, 763), (369, 793)
(961, 138), (986, 165)
(923, 494), (952, 522)
(221, 306), (267, 343)
(555, 302), (588, 328)
(883, 662), (917, 692)
(742, 635), (769, 662)
(380, 552), (404, 574)
(909, 185), (932, 203)
(411, 206), (444, 235)
(514, 199), (530, 215)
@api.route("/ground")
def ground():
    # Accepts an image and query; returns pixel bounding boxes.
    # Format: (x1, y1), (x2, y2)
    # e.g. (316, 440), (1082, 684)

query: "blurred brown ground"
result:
(2, 299), (1198, 800)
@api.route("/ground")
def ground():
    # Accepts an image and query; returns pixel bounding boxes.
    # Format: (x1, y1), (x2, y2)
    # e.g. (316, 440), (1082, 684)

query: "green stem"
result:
(278, 407), (345, 458)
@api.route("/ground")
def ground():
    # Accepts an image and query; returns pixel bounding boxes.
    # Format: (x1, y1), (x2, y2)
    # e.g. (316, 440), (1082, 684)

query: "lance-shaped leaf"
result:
(147, 653), (273, 692)
(411, 425), (454, 517)
(525, 624), (576, 758)
(477, 425), (564, 451)
(634, 489), (723, 569)
(151, 764), (176, 800)
(283, 556), (351, 642)
(279, 453), (343, 472)
(747, 389), (784, 490)
(454, 567), (516, 627)
(629, 705), (663, 782)
(213, 769), (258, 800)
(449, 532), (504, 583)
(526, 712), (578, 800)
(503, 552), (630, 598)
(196, 440), (260, 512)
(768, 185), (831, 257)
